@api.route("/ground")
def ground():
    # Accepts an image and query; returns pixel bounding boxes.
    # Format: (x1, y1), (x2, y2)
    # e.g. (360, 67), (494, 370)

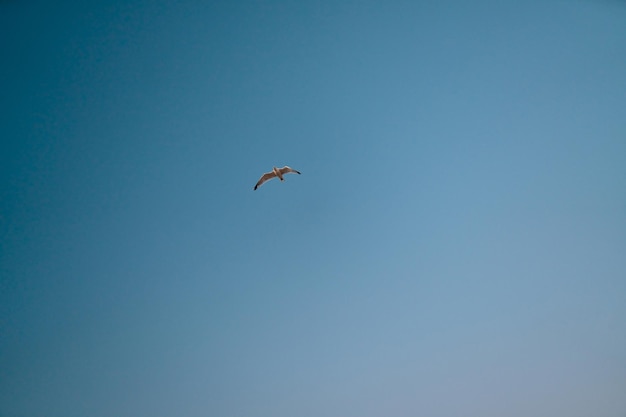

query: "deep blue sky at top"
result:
(1, 1), (626, 417)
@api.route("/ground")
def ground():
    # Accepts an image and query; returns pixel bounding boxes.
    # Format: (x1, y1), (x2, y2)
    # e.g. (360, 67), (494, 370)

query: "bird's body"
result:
(254, 166), (301, 190)
(273, 166), (285, 181)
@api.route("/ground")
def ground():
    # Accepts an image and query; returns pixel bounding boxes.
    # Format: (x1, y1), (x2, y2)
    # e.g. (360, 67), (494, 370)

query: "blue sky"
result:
(1, 1), (625, 416)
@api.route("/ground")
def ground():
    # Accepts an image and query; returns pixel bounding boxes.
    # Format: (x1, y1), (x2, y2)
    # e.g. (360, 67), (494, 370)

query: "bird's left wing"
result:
(254, 172), (277, 190)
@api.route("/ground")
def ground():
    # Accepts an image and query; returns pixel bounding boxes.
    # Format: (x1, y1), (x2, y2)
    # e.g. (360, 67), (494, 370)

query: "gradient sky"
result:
(1, 1), (626, 416)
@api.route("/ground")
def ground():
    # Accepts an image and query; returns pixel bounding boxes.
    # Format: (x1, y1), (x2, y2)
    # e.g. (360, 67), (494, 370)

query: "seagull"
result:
(254, 166), (301, 190)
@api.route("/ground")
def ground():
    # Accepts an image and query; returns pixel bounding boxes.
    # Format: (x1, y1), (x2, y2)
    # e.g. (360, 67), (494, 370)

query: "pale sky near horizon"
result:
(1, 1), (626, 416)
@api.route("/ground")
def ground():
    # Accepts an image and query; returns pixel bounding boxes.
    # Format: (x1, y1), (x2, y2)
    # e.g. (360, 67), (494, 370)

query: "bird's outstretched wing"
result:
(254, 172), (277, 190)
(279, 166), (301, 175)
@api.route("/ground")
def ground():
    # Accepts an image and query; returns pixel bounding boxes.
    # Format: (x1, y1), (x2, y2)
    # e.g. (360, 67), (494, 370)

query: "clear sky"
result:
(1, 1), (625, 416)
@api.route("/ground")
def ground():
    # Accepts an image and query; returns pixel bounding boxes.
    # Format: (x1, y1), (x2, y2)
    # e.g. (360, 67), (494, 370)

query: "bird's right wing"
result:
(254, 172), (277, 190)
(279, 166), (301, 175)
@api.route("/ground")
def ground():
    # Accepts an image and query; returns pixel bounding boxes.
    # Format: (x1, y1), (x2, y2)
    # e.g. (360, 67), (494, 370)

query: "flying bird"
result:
(254, 166), (301, 190)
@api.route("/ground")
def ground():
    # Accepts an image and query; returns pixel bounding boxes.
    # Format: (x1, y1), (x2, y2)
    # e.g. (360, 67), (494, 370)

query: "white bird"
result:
(254, 166), (301, 190)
